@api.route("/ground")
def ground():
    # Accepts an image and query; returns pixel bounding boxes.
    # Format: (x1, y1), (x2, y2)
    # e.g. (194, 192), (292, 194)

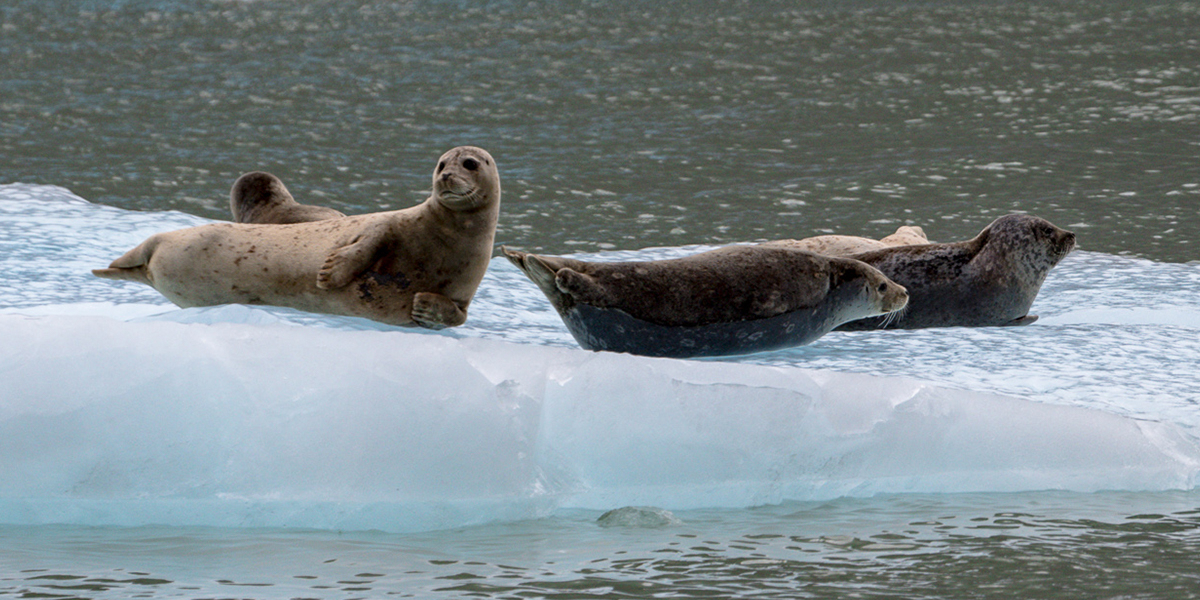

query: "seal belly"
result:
(562, 282), (868, 359)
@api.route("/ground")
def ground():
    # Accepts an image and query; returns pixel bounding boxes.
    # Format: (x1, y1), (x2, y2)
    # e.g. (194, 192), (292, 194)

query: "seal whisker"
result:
(881, 304), (908, 329)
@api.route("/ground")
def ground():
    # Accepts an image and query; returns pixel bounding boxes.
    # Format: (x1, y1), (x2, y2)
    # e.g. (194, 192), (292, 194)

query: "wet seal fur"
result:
(93, 146), (501, 329)
(230, 171), (345, 224)
(763, 225), (929, 256)
(833, 213), (1076, 330)
(502, 245), (908, 358)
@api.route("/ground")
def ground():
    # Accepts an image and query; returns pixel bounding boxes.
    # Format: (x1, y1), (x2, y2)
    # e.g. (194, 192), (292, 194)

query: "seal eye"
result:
(463, 158), (479, 171)
(437, 161), (446, 173)
(878, 282), (889, 295)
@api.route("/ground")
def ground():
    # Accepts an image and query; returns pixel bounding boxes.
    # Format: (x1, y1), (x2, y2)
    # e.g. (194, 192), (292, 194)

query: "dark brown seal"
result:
(503, 245), (908, 358)
(835, 213), (1076, 330)
(93, 146), (501, 329)
(230, 171), (345, 224)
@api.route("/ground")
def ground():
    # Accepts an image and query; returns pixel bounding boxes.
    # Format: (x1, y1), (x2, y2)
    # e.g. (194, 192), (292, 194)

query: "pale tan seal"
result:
(229, 171), (345, 224)
(762, 225), (929, 256)
(836, 214), (1076, 330)
(503, 245), (908, 358)
(93, 146), (501, 329)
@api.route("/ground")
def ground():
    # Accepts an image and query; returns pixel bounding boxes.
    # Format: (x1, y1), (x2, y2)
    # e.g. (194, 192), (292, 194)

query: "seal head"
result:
(433, 147), (501, 213)
(230, 171), (346, 224)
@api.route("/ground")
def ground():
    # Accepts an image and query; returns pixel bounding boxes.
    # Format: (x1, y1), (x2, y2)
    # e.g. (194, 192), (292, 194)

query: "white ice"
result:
(1, 184), (1198, 532)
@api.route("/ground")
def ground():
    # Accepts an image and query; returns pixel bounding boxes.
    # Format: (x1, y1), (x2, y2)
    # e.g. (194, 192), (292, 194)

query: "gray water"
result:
(3, 0), (1198, 260)
(3, 493), (1200, 599)
(3, 0), (1200, 598)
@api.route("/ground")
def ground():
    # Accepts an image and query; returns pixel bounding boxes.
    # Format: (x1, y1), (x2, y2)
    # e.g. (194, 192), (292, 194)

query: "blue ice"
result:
(1, 184), (1198, 532)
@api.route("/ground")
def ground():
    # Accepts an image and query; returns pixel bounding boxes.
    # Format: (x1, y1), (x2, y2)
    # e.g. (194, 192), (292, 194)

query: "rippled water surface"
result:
(3, 0), (1198, 260)
(4, 493), (1200, 599)
(3, 0), (1200, 598)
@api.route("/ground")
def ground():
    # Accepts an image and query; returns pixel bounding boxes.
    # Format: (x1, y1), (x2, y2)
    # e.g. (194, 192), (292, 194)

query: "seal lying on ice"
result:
(93, 146), (501, 329)
(502, 245), (908, 358)
(834, 214), (1076, 330)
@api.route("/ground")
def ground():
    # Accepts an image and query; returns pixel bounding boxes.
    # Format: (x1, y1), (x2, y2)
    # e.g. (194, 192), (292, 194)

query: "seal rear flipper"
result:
(500, 246), (531, 273)
(1003, 315), (1039, 326)
(524, 256), (577, 312)
(501, 247), (566, 299)
(92, 237), (159, 285)
(91, 266), (151, 284)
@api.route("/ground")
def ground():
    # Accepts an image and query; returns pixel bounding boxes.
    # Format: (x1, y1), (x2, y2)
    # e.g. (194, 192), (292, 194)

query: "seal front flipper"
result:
(411, 291), (467, 329)
(553, 268), (607, 305)
(316, 226), (387, 289)
(1003, 315), (1039, 326)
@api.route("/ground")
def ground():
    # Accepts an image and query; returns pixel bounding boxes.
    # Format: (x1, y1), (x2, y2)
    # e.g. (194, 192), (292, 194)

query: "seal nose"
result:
(1061, 230), (1077, 250)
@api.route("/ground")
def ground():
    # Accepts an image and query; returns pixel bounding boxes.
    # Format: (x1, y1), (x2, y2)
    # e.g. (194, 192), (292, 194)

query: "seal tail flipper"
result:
(91, 236), (160, 285)
(91, 267), (149, 283)
(501, 247), (556, 293)
(500, 246), (574, 311)
(500, 246), (530, 271)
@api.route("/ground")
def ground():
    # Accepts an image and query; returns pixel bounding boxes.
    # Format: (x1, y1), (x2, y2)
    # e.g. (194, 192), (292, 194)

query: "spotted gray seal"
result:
(93, 146), (500, 329)
(835, 213), (1076, 330)
(502, 245), (908, 358)
(229, 171), (345, 224)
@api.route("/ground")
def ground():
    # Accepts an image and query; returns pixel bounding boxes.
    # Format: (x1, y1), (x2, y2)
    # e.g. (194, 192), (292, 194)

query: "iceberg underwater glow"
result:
(1, 184), (1199, 532)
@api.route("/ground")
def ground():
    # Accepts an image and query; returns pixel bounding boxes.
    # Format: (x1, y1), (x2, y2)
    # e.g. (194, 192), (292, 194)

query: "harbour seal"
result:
(502, 245), (908, 358)
(230, 171), (345, 224)
(836, 213), (1076, 330)
(93, 146), (501, 329)
(763, 225), (929, 256)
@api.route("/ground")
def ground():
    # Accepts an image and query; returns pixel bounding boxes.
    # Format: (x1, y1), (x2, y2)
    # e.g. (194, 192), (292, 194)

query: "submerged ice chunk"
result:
(597, 506), (683, 528)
